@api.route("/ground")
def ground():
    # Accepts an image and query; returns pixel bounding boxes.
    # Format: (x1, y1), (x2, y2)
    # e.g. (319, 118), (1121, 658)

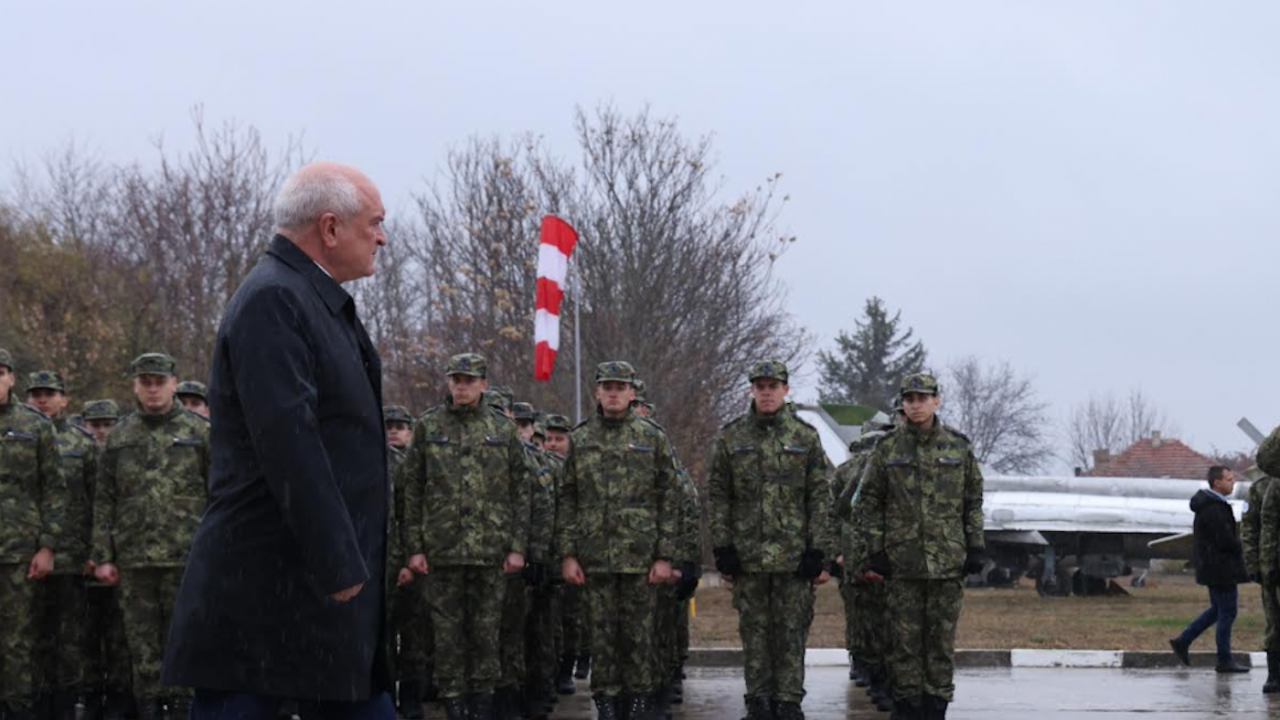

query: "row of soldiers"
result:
(0, 349), (211, 720)
(0, 342), (981, 720)
(386, 355), (702, 720)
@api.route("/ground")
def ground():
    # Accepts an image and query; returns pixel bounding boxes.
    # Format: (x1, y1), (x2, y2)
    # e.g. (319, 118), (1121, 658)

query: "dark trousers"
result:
(189, 690), (394, 720)
(1177, 584), (1239, 662)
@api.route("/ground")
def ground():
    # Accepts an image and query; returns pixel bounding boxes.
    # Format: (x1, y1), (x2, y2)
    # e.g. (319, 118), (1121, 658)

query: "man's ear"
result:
(319, 213), (340, 247)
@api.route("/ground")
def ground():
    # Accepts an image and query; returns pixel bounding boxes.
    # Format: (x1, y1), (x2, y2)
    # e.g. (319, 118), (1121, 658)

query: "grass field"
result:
(688, 573), (1268, 651)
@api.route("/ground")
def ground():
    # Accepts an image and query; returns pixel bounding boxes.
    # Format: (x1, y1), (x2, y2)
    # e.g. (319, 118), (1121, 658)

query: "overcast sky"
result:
(4, 2), (1277, 465)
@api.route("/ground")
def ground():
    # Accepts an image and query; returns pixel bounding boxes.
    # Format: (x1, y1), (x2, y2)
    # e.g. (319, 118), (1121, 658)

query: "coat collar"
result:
(267, 234), (353, 317)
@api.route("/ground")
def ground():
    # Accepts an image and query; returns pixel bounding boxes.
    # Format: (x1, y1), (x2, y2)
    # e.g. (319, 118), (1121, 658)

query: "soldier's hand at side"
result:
(95, 563), (120, 586)
(330, 582), (364, 603)
(813, 570), (830, 587)
(28, 547), (54, 580)
(504, 552), (526, 574)
(562, 557), (586, 586)
(408, 554), (429, 575)
(397, 568), (414, 587)
(836, 554), (845, 568)
(863, 570), (884, 583)
(648, 559), (673, 585)
(83, 560), (96, 577)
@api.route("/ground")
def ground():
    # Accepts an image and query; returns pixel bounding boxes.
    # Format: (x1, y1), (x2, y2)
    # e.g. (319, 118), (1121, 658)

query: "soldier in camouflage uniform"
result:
(91, 353), (210, 720)
(861, 374), (985, 720)
(708, 361), (832, 720)
(543, 414), (585, 696)
(26, 371), (100, 720)
(78, 400), (134, 720)
(385, 404), (430, 719)
(0, 349), (61, 720)
(510, 404), (559, 720)
(1252, 428), (1280, 693)
(174, 381), (209, 420)
(556, 361), (678, 720)
(664, 463), (701, 708)
(831, 416), (896, 713)
(399, 354), (533, 720)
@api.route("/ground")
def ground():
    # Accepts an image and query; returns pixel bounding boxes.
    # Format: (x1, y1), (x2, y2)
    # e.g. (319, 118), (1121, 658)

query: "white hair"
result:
(273, 167), (361, 230)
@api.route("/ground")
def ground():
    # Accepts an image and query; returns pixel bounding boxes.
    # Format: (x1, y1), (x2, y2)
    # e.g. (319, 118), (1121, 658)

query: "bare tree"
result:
(406, 105), (810, 465)
(1066, 389), (1179, 472)
(942, 356), (1054, 474)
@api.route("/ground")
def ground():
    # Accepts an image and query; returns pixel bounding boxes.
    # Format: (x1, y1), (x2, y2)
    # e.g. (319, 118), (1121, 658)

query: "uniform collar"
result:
(267, 234), (353, 317)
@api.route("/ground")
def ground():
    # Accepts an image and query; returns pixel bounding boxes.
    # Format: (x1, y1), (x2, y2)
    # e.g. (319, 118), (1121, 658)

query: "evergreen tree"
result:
(818, 297), (927, 410)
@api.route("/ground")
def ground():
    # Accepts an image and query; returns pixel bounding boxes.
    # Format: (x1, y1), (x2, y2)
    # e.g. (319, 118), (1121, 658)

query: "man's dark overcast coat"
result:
(163, 234), (391, 700)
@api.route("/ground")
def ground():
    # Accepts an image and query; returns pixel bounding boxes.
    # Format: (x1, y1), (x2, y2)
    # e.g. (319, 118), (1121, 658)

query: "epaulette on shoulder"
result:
(790, 412), (819, 433)
(72, 424), (95, 439)
(721, 413), (749, 431)
(20, 403), (51, 422)
(572, 418), (591, 432)
(637, 415), (665, 433)
(487, 406), (515, 424)
(419, 404), (443, 419)
(942, 424), (972, 446)
(185, 409), (210, 423)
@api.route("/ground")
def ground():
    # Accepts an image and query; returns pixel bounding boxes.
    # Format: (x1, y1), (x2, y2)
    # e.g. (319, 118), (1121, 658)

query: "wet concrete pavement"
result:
(523, 665), (1280, 719)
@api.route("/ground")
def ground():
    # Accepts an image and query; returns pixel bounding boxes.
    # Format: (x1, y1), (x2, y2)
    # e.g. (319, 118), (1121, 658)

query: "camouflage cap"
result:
(27, 370), (66, 393)
(445, 353), (487, 378)
(900, 372), (940, 396)
(632, 379), (648, 399)
(0, 348), (12, 371)
(175, 380), (207, 400)
(532, 420), (547, 438)
(511, 402), (537, 421)
(82, 399), (120, 421)
(544, 414), (572, 432)
(383, 404), (413, 424)
(748, 360), (789, 383)
(132, 352), (177, 377)
(484, 390), (511, 412)
(595, 361), (637, 385)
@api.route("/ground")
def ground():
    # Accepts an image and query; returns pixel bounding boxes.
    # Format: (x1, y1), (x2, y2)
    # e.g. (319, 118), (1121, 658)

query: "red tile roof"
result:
(1087, 436), (1215, 480)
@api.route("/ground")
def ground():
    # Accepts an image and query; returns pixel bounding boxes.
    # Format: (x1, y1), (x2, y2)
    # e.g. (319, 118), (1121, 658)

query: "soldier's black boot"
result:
(623, 694), (652, 720)
(740, 695), (772, 720)
(1265, 651), (1280, 694)
(399, 681), (425, 720)
(669, 669), (684, 705)
(556, 657), (576, 695)
(593, 695), (618, 720)
(443, 697), (468, 720)
(921, 695), (948, 720)
(81, 693), (103, 720)
(773, 701), (803, 720)
(891, 696), (922, 720)
(574, 654), (592, 680)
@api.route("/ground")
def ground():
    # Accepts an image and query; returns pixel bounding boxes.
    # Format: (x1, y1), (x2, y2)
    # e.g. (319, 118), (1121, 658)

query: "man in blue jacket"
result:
(1170, 465), (1250, 673)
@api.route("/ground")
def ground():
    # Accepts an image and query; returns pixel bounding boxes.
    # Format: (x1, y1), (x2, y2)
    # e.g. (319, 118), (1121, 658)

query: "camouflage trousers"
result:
(0, 563), (38, 706)
(85, 584), (132, 695)
(560, 585), (588, 658)
(499, 576), (529, 689)
(35, 573), (91, 693)
(854, 580), (890, 684)
(731, 573), (815, 704)
(426, 566), (507, 699)
(584, 573), (657, 697)
(653, 585), (682, 686)
(885, 578), (964, 702)
(392, 576), (433, 685)
(1263, 582), (1280, 652)
(840, 580), (858, 657)
(525, 586), (560, 693)
(117, 567), (186, 703)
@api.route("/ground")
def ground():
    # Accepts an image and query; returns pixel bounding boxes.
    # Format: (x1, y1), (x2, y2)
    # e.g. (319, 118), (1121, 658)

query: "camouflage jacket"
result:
(1258, 479), (1280, 579)
(860, 419), (984, 580)
(1261, 426), (1280, 479)
(398, 401), (533, 567)
(527, 443), (557, 564)
(92, 402), (210, 568)
(1243, 475), (1274, 577)
(387, 443), (408, 572)
(0, 399), (61, 563)
(555, 411), (678, 573)
(707, 405), (833, 573)
(543, 451), (566, 560)
(674, 465), (702, 566)
(831, 431), (888, 575)
(50, 417), (99, 571)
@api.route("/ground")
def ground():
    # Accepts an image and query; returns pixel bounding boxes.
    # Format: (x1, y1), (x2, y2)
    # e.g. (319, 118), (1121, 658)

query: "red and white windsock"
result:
(534, 215), (578, 381)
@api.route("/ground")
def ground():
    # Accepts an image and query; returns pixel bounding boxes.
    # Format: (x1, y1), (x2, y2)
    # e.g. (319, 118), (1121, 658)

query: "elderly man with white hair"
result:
(163, 162), (394, 720)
